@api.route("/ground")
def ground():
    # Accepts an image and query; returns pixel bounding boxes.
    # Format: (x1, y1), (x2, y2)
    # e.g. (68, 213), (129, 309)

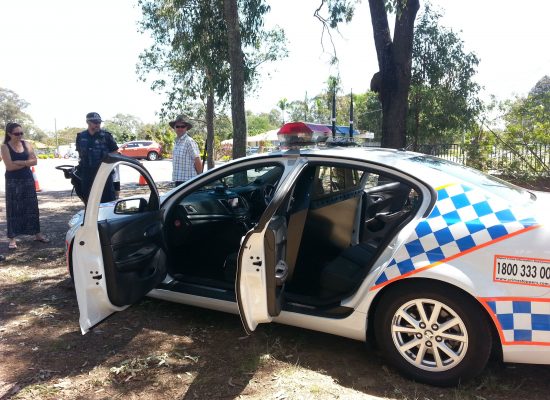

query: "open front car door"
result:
(237, 215), (289, 333)
(235, 161), (307, 334)
(73, 155), (166, 334)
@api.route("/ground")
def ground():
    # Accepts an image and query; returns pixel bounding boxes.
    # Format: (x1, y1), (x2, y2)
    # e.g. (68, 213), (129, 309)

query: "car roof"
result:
(248, 146), (530, 196)
(247, 147), (446, 185)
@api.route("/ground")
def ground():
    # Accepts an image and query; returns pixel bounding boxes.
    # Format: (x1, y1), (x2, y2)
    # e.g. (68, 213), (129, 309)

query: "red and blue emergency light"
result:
(277, 122), (332, 147)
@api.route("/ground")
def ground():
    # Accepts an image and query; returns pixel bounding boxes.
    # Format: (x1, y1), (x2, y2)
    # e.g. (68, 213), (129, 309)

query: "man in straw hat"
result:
(170, 116), (202, 186)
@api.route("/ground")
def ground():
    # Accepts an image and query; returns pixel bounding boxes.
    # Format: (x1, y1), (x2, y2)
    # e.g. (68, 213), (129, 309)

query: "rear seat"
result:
(319, 242), (378, 297)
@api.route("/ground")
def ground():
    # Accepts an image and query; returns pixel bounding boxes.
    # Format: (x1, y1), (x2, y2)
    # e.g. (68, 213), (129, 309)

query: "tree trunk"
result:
(206, 89), (215, 169)
(224, 0), (247, 160)
(369, 0), (419, 149)
(412, 90), (421, 149)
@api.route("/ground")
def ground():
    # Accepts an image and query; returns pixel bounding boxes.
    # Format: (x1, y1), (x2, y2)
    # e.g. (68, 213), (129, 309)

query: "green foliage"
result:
(464, 128), (496, 172)
(287, 75), (343, 124)
(277, 98), (288, 123)
(354, 92), (382, 138)
(325, 0), (356, 28)
(0, 87), (48, 142)
(0, 87), (33, 128)
(500, 76), (550, 144)
(137, 0), (231, 116)
(283, 83), (381, 138)
(49, 127), (81, 147)
(137, 0), (286, 160)
(103, 114), (143, 143)
(408, 4), (481, 145)
(137, 0), (286, 118)
(214, 113), (234, 141)
(247, 111), (277, 135)
(267, 108), (281, 126)
(139, 123), (176, 157)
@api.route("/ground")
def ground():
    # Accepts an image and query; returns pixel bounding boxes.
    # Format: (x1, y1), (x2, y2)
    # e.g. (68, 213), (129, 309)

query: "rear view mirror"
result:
(114, 198), (148, 214)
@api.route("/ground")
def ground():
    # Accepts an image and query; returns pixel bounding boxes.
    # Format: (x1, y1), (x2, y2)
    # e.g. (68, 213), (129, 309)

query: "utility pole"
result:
(54, 118), (58, 150)
(349, 89), (354, 140)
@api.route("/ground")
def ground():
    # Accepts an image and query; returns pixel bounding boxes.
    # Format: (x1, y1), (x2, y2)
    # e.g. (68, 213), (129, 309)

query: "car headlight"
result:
(68, 212), (83, 228)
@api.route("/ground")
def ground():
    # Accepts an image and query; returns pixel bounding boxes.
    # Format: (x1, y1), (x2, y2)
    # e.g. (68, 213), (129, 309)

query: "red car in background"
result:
(118, 140), (162, 161)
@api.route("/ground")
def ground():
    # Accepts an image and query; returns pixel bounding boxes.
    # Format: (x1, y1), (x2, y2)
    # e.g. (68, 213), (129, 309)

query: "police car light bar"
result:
(277, 122), (332, 147)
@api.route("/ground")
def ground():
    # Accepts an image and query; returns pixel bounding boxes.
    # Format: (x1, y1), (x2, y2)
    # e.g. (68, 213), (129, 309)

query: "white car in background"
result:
(66, 123), (550, 386)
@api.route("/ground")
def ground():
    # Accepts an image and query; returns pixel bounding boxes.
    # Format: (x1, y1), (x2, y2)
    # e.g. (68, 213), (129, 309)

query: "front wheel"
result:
(374, 282), (492, 386)
(147, 151), (159, 161)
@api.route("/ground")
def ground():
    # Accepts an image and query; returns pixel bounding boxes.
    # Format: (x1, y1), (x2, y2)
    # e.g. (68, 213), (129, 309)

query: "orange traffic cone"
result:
(31, 166), (42, 192)
(138, 174), (147, 186)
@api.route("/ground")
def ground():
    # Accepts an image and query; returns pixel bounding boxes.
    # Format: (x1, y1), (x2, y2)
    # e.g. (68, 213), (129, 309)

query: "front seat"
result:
(284, 167), (317, 280)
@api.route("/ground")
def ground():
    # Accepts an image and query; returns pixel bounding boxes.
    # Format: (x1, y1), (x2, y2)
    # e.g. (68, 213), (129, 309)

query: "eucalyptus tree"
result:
(52, 127), (82, 147)
(408, 4), (481, 146)
(246, 110), (277, 135)
(306, 75), (342, 124)
(354, 91), (382, 138)
(223, 0), (285, 159)
(319, 0), (420, 148)
(0, 87), (33, 130)
(137, 0), (232, 167)
(138, 0), (285, 164)
(223, 0), (246, 159)
(287, 94), (311, 123)
(104, 114), (143, 143)
(501, 76), (550, 144)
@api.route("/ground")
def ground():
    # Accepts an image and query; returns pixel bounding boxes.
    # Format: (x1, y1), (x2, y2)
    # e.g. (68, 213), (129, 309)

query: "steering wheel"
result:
(55, 164), (78, 180)
(263, 184), (276, 206)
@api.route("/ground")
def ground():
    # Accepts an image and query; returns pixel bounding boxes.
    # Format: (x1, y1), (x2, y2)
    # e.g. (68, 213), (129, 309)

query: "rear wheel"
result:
(147, 151), (159, 161)
(374, 282), (491, 386)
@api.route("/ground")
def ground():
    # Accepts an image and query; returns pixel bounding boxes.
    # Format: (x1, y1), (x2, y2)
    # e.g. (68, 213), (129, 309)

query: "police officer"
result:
(75, 112), (119, 204)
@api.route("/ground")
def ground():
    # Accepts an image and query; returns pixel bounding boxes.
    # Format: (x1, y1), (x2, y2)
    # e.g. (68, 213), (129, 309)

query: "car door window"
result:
(313, 166), (364, 198)
(285, 163), (421, 302)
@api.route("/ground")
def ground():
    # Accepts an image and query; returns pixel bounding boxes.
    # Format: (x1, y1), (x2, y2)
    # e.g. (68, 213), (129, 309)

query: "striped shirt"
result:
(172, 134), (200, 182)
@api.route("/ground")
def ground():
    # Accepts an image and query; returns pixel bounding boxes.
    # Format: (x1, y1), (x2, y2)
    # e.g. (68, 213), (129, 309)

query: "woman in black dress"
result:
(1, 122), (48, 249)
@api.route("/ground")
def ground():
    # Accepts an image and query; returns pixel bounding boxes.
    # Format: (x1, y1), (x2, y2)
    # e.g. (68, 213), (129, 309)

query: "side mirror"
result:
(114, 198), (148, 214)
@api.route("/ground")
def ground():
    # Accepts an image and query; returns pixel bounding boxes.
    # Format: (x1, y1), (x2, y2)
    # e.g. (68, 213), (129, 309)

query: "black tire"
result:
(147, 151), (158, 161)
(374, 281), (491, 386)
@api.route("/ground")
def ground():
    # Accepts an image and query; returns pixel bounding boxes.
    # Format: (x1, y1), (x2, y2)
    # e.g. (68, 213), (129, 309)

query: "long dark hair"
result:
(4, 122), (21, 144)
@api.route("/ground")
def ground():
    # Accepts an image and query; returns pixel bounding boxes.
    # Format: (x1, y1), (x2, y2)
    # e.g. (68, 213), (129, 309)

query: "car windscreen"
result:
(407, 155), (536, 203)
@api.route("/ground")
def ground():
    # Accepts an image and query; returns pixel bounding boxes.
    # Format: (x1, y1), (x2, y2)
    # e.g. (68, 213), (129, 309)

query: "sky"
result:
(1, 0), (549, 133)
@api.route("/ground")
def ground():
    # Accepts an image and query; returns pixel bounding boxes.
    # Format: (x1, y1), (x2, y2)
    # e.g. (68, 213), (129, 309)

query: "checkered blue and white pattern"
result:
(375, 183), (538, 286)
(484, 300), (550, 343)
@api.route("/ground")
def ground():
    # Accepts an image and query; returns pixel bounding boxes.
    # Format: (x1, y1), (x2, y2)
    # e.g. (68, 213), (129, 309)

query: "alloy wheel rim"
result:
(390, 298), (468, 372)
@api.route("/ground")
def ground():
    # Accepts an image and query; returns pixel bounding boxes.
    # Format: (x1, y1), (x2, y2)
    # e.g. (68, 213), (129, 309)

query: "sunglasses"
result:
(88, 120), (102, 125)
(175, 125), (187, 128)
(11, 131), (23, 136)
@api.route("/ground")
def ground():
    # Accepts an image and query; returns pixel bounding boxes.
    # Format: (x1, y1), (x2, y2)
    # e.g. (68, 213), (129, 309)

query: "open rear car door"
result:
(73, 155), (166, 333)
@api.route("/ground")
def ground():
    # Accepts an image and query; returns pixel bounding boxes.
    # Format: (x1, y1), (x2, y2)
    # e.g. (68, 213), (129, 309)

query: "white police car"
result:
(66, 124), (550, 386)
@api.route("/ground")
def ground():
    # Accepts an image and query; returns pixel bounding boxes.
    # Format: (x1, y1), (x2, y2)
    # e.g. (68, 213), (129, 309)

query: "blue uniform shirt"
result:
(76, 129), (118, 203)
(76, 129), (118, 170)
